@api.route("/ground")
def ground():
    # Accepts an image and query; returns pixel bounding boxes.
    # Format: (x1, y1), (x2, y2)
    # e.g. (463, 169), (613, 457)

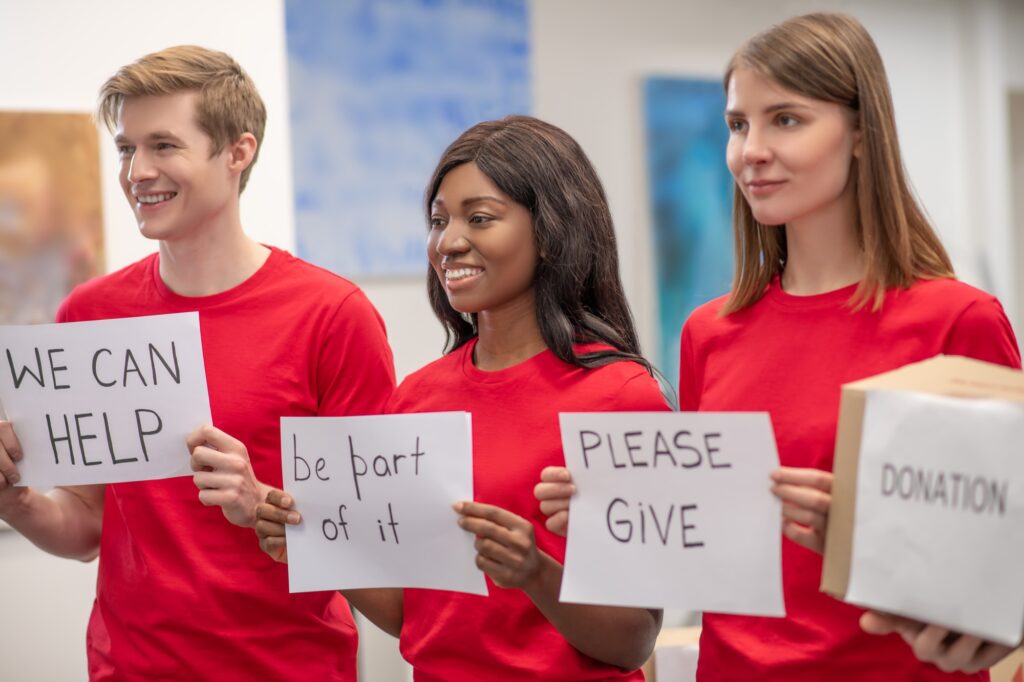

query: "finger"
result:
(0, 422), (24, 462)
(186, 424), (246, 454)
(935, 634), (984, 673)
(545, 511), (568, 536)
(474, 536), (522, 567)
(0, 446), (21, 486)
(967, 643), (1016, 674)
(457, 515), (520, 546)
(474, 553), (511, 586)
(770, 467), (832, 492)
(192, 471), (235, 491)
(266, 488), (294, 509)
(190, 446), (245, 473)
(534, 481), (575, 502)
(912, 625), (953, 662)
(455, 501), (529, 531)
(860, 611), (923, 637)
(197, 489), (242, 508)
(256, 501), (301, 525)
(259, 535), (288, 562)
(782, 520), (824, 553)
(781, 502), (826, 532)
(539, 466), (572, 483)
(255, 518), (286, 539)
(771, 483), (831, 514)
(538, 498), (570, 516)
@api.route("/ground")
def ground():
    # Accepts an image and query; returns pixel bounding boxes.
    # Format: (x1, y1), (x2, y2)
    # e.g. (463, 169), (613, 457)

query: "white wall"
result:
(2, 0), (1022, 680)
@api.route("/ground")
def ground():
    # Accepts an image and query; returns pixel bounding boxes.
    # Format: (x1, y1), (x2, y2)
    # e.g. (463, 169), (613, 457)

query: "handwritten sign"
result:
(0, 313), (211, 487)
(558, 412), (785, 616)
(282, 412), (487, 595)
(846, 390), (1024, 645)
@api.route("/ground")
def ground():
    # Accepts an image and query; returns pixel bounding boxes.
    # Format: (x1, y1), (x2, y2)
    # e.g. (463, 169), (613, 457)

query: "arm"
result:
(0, 420), (104, 561)
(255, 488), (404, 637)
(456, 501), (661, 670)
(861, 611), (1020, 674)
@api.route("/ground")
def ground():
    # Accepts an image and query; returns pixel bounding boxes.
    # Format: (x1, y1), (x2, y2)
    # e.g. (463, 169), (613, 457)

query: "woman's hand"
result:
(254, 488), (301, 563)
(533, 466), (575, 536)
(770, 466), (832, 553)
(861, 611), (1019, 674)
(454, 501), (545, 590)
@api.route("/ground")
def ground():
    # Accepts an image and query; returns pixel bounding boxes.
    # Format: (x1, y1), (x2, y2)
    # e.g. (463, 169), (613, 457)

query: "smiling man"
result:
(0, 46), (395, 680)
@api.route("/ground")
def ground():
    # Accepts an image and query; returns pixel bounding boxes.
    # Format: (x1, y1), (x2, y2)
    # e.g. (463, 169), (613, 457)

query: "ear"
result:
(227, 132), (258, 175)
(851, 128), (863, 159)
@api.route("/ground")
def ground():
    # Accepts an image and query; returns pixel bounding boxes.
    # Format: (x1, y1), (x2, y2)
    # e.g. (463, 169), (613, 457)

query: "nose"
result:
(433, 220), (470, 257)
(741, 126), (772, 166)
(126, 149), (157, 185)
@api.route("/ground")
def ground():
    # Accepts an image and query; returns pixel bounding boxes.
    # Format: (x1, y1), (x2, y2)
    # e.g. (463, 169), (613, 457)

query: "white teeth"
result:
(445, 267), (483, 281)
(137, 192), (176, 204)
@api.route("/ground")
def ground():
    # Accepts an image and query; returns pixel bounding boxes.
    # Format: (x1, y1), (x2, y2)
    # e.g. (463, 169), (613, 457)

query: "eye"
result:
(776, 114), (800, 127)
(117, 145), (135, 157)
(429, 215), (447, 230)
(155, 142), (176, 151)
(726, 118), (747, 133)
(469, 214), (493, 225)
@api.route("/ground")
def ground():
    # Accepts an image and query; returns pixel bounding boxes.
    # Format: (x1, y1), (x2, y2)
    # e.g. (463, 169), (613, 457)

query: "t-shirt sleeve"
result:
(678, 319), (701, 411)
(942, 296), (1022, 370)
(613, 369), (672, 412)
(316, 288), (397, 416)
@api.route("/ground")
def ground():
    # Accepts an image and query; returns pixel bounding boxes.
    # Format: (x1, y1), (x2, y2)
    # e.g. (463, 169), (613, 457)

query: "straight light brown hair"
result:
(721, 12), (954, 314)
(97, 45), (266, 193)
(425, 115), (652, 373)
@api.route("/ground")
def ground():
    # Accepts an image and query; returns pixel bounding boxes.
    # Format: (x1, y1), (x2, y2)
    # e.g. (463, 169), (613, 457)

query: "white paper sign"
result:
(847, 390), (1024, 645)
(559, 412), (785, 616)
(282, 412), (487, 595)
(0, 312), (211, 487)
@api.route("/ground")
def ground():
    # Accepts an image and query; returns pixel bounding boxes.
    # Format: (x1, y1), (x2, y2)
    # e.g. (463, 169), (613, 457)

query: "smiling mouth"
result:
(445, 267), (484, 282)
(136, 192), (178, 205)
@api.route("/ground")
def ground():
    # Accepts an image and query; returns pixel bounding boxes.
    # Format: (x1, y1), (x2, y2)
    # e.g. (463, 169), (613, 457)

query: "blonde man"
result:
(0, 46), (395, 680)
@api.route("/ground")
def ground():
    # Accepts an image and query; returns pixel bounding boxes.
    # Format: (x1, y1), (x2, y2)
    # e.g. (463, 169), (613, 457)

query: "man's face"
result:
(115, 92), (235, 242)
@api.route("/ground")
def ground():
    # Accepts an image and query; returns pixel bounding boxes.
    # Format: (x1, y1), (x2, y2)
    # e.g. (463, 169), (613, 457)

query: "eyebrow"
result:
(432, 195), (509, 209)
(725, 102), (813, 117)
(114, 130), (185, 145)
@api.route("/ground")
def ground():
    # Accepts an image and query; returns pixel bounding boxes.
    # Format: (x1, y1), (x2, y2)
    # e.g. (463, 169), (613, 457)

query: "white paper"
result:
(655, 644), (699, 682)
(0, 312), (211, 487)
(282, 412), (487, 595)
(847, 390), (1024, 645)
(558, 412), (785, 616)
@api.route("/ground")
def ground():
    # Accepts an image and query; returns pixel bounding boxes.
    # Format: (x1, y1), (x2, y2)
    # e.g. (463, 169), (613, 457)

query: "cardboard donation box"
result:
(822, 355), (1024, 646)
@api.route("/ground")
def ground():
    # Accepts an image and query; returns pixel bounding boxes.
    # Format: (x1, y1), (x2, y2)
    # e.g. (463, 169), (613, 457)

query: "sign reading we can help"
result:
(0, 312), (211, 487)
(846, 390), (1024, 645)
(559, 412), (785, 616)
(282, 412), (487, 596)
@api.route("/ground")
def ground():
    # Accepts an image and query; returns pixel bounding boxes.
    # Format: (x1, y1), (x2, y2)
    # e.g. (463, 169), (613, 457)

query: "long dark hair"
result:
(425, 115), (651, 373)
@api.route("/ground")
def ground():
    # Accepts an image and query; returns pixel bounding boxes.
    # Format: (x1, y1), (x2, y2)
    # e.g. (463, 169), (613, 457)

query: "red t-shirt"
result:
(680, 277), (1021, 682)
(56, 246), (396, 681)
(389, 339), (669, 682)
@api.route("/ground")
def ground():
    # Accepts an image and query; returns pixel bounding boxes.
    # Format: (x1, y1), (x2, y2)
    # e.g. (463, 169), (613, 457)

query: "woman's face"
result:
(428, 161), (538, 316)
(725, 67), (861, 227)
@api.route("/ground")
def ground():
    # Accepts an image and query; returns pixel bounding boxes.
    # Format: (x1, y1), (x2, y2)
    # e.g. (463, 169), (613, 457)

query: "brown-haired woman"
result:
(539, 11), (1020, 681)
(256, 115), (668, 680)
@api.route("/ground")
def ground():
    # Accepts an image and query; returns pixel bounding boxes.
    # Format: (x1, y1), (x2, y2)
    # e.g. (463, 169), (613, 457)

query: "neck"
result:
(157, 205), (270, 296)
(781, 185), (863, 295)
(473, 293), (548, 371)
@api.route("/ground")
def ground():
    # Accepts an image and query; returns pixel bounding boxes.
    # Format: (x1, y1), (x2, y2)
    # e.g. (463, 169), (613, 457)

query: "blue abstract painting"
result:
(644, 78), (734, 393)
(285, 0), (531, 277)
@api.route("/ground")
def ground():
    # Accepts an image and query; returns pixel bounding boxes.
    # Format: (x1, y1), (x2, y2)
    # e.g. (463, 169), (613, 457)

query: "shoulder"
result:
(388, 350), (464, 411)
(568, 353), (669, 411)
(271, 248), (363, 299)
(58, 254), (158, 322)
(897, 277), (996, 310)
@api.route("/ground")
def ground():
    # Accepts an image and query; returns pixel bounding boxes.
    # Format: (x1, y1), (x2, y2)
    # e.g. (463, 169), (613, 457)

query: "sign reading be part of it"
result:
(559, 412), (785, 617)
(282, 412), (486, 596)
(0, 312), (211, 487)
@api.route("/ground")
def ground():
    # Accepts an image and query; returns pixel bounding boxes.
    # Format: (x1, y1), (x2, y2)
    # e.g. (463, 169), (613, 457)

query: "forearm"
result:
(1, 485), (104, 561)
(524, 553), (662, 670)
(340, 587), (404, 638)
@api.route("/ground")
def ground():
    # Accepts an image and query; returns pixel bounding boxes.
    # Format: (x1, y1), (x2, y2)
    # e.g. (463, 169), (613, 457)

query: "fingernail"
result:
(8, 473), (19, 485)
(287, 512), (301, 524)
(282, 496), (292, 506)
(452, 502), (463, 512)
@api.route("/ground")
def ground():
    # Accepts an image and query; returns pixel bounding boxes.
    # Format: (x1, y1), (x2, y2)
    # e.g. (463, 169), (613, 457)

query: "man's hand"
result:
(187, 425), (270, 528)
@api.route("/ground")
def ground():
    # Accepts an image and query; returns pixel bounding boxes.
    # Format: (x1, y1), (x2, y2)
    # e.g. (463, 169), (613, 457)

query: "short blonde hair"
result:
(98, 45), (266, 192)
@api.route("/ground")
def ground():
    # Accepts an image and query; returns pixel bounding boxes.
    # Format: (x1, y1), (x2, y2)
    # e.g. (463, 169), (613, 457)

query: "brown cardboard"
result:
(992, 647), (1024, 682)
(821, 355), (1024, 598)
(641, 626), (701, 682)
